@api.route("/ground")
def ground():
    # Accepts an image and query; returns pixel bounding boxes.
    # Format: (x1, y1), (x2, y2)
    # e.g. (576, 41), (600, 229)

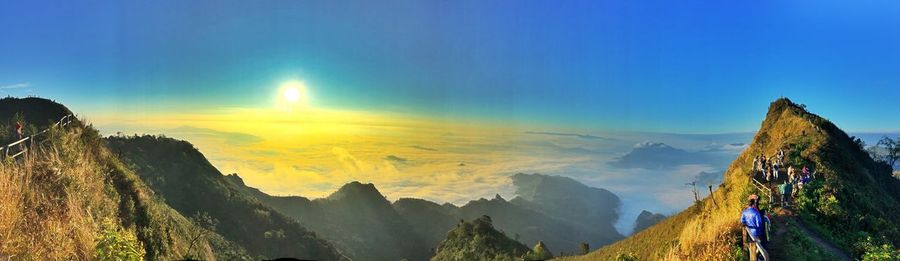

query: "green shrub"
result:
(613, 252), (637, 261)
(732, 245), (749, 261)
(94, 219), (146, 261)
(856, 236), (900, 261)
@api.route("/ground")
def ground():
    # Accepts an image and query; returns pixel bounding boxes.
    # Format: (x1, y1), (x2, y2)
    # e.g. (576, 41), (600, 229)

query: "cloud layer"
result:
(92, 106), (748, 235)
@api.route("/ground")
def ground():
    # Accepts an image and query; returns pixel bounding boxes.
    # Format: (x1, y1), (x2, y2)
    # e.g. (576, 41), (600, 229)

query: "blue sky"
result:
(2, 1), (899, 133)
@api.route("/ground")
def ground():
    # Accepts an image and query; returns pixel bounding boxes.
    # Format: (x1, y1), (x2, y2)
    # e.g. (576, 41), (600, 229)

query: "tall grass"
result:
(0, 123), (221, 260)
(0, 127), (123, 259)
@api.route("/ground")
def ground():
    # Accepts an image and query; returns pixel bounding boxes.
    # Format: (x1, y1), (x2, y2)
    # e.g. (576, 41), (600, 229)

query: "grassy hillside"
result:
(571, 98), (900, 260)
(431, 216), (531, 261)
(105, 135), (347, 260)
(0, 98), (243, 260)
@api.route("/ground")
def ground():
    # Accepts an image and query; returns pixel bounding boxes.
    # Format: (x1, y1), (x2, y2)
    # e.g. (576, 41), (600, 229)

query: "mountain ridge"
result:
(106, 135), (348, 260)
(572, 98), (900, 260)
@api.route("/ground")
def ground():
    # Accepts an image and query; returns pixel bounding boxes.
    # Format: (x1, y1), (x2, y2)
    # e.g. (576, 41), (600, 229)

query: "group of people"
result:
(742, 148), (819, 260)
(779, 165), (813, 207)
(751, 148), (815, 208)
(752, 149), (786, 183)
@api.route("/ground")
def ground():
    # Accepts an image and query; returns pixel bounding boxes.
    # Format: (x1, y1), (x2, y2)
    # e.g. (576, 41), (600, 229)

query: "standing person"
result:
(13, 121), (25, 152)
(787, 166), (796, 183)
(742, 195), (765, 261)
(778, 181), (792, 208)
(773, 161), (780, 180)
(798, 169), (810, 190)
(15, 121), (23, 140)
(753, 157), (760, 176)
(757, 156), (765, 177)
(778, 149), (785, 163)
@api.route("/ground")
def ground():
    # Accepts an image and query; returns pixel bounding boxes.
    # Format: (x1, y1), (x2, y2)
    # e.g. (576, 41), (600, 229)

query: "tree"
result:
(579, 242), (590, 255)
(186, 211), (218, 259)
(877, 136), (899, 168)
(523, 241), (553, 260)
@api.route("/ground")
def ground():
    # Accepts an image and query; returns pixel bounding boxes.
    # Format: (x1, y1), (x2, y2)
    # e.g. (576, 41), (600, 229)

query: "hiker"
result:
(778, 180), (792, 208)
(778, 149), (785, 163)
(15, 121), (23, 140)
(772, 161), (780, 180)
(742, 195), (766, 260)
(765, 168), (772, 183)
(787, 166), (796, 183)
(753, 157), (760, 176)
(799, 172), (811, 189)
(759, 156), (768, 178)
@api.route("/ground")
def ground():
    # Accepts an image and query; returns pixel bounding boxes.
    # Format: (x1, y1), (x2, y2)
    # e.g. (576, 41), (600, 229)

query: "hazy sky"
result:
(2, 1), (899, 133)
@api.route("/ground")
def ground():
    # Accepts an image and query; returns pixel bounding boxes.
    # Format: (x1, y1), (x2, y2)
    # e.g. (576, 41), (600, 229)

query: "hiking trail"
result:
(769, 208), (851, 261)
(749, 154), (852, 261)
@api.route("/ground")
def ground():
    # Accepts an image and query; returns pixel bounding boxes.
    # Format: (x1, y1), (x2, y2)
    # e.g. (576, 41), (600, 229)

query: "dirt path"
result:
(770, 209), (851, 261)
(789, 216), (851, 261)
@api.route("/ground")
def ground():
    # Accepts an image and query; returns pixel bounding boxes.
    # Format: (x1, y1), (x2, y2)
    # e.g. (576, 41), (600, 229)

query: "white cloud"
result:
(0, 82), (30, 90)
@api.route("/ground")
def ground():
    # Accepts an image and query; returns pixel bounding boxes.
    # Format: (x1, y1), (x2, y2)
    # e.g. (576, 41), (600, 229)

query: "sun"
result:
(284, 86), (301, 103)
(279, 80), (308, 105)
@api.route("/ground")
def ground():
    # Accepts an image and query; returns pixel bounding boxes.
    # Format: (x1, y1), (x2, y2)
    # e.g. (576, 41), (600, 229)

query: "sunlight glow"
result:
(276, 80), (310, 110)
(284, 87), (301, 103)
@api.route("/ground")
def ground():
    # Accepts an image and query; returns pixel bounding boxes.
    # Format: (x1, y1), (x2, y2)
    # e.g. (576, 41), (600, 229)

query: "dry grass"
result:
(0, 125), (218, 260)
(0, 127), (120, 259)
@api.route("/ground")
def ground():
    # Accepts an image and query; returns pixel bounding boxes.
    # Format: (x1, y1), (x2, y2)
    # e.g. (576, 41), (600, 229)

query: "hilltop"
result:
(0, 97), (242, 260)
(430, 216), (531, 261)
(508, 173), (621, 243)
(225, 175), (431, 261)
(571, 98), (900, 260)
(632, 210), (665, 234)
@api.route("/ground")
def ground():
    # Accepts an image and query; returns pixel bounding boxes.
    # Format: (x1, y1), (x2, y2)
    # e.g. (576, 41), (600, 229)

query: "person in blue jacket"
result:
(742, 195), (766, 249)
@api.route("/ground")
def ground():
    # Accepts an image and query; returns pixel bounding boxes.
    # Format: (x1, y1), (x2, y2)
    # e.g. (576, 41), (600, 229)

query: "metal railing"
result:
(1, 114), (75, 160)
(750, 176), (774, 204)
(746, 227), (770, 261)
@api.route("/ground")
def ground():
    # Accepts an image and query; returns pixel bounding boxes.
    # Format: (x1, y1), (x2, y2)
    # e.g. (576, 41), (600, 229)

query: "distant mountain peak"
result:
(327, 181), (388, 202)
(633, 141), (674, 150)
(431, 216), (530, 261)
(632, 210), (666, 234)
